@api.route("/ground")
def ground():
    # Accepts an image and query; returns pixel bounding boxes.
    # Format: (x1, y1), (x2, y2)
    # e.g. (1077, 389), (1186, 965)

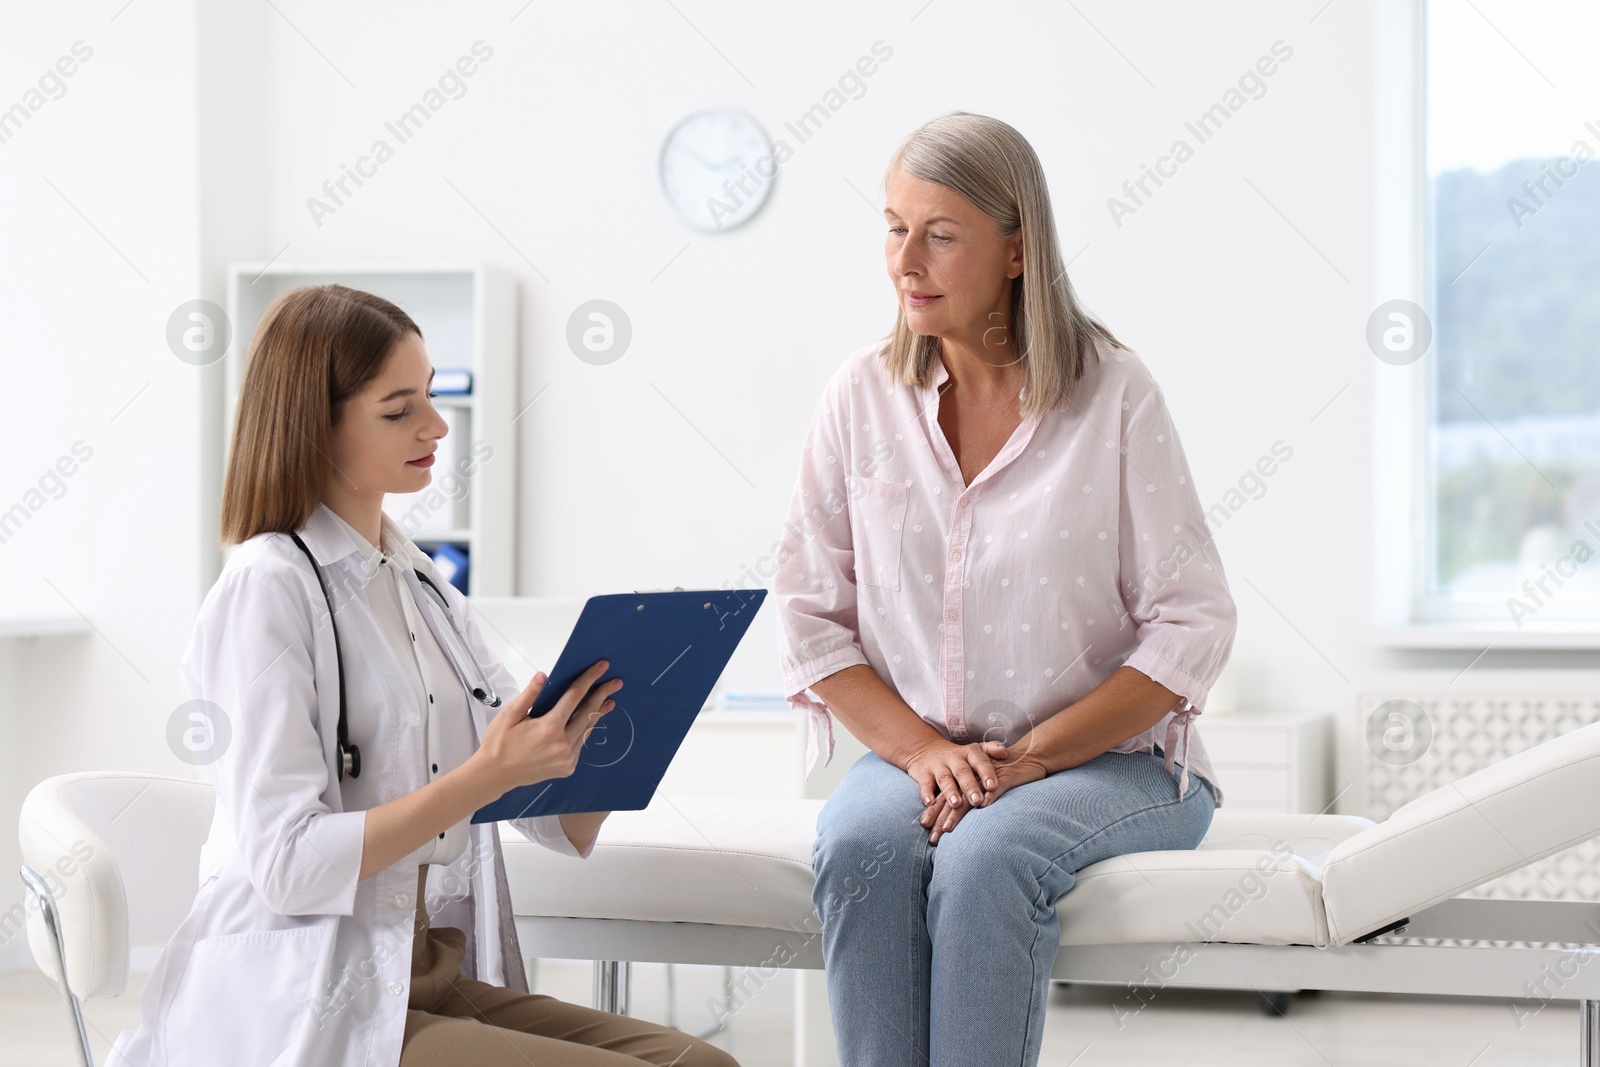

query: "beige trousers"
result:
(400, 867), (738, 1066)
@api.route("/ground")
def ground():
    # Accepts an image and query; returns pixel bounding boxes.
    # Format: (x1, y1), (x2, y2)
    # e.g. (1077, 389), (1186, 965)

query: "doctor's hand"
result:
(469, 659), (622, 798)
(917, 741), (1049, 845)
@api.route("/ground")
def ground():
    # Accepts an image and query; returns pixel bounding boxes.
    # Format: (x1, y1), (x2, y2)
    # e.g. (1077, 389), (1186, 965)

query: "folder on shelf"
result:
(433, 367), (473, 394)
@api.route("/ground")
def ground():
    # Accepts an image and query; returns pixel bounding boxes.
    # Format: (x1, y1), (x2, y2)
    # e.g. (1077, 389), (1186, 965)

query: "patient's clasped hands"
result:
(905, 738), (1050, 845)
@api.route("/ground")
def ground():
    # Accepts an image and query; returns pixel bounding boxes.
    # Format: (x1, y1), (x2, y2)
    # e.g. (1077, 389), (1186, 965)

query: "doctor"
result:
(110, 284), (738, 1067)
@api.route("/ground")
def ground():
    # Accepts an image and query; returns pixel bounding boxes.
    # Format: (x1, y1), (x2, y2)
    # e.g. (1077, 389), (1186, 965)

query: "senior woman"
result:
(773, 111), (1237, 1067)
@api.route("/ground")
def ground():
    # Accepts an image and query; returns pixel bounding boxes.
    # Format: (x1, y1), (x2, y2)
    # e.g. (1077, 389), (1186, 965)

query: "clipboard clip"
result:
(630, 586), (687, 611)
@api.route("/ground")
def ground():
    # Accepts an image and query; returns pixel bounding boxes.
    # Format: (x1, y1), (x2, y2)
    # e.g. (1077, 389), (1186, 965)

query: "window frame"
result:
(1371, 0), (1600, 648)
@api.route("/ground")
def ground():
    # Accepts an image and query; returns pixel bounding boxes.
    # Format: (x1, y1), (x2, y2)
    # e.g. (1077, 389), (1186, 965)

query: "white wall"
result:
(0, 0), (205, 966)
(4, 0), (1592, 971)
(244, 0), (1390, 696)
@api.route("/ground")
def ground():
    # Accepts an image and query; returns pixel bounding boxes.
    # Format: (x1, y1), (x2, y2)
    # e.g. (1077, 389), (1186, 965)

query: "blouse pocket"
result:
(162, 926), (324, 1067)
(851, 476), (910, 591)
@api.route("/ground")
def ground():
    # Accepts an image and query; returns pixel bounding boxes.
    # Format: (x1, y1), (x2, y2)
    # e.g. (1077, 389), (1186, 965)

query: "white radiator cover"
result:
(1360, 689), (1600, 951)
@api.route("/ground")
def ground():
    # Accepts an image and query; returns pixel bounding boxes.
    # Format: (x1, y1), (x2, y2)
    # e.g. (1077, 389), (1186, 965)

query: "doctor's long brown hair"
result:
(219, 284), (422, 545)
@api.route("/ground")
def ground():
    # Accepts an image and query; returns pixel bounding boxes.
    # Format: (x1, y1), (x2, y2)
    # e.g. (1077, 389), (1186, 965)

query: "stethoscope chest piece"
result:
(339, 741), (361, 781)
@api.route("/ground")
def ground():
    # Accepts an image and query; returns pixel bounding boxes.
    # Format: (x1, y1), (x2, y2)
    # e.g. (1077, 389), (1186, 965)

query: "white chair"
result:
(17, 772), (214, 1067)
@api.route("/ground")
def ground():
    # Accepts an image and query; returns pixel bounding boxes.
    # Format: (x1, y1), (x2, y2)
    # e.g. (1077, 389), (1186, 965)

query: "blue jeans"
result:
(811, 747), (1216, 1067)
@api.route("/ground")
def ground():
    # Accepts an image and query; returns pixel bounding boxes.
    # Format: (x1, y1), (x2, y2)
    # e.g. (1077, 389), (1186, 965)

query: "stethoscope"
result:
(289, 532), (502, 782)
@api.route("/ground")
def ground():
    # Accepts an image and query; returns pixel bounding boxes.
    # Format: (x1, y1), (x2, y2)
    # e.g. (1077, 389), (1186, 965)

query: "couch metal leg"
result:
(593, 960), (632, 1016)
(20, 863), (94, 1067)
(1583, 1000), (1600, 1067)
(666, 963), (735, 1040)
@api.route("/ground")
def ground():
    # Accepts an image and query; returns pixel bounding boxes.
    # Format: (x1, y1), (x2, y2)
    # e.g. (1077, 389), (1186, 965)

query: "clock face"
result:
(658, 107), (775, 232)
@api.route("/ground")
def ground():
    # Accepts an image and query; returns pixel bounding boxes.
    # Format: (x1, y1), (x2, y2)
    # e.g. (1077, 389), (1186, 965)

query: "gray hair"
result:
(880, 111), (1126, 415)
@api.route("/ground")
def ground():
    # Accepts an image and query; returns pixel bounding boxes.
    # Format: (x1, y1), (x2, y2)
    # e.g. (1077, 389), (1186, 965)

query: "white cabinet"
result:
(222, 263), (517, 595)
(1197, 710), (1333, 813)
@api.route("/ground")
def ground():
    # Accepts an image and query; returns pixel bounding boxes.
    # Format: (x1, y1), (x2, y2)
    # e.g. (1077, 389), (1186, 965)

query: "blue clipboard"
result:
(471, 588), (767, 822)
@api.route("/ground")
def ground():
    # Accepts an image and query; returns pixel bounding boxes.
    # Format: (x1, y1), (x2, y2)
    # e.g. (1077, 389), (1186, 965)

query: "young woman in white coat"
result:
(109, 285), (740, 1067)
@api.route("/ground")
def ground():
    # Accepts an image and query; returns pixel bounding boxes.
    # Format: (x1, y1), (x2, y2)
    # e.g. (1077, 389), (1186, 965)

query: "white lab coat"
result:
(110, 504), (588, 1067)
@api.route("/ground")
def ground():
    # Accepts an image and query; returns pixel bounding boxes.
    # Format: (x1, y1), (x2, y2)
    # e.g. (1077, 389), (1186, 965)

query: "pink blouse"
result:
(774, 338), (1236, 805)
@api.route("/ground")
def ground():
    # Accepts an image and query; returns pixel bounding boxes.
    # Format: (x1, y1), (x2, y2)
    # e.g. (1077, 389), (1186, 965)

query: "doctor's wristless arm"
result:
(357, 660), (622, 879)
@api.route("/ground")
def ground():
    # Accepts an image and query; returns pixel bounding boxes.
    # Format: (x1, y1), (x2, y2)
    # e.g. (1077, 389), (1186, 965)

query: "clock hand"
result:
(679, 145), (715, 167)
(679, 145), (744, 170)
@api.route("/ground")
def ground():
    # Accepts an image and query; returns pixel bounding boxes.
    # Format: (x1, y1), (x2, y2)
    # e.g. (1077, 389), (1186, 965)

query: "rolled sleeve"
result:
(451, 583), (597, 859)
(1114, 374), (1238, 714)
(183, 568), (364, 917)
(511, 814), (596, 860)
(774, 377), (871, 775)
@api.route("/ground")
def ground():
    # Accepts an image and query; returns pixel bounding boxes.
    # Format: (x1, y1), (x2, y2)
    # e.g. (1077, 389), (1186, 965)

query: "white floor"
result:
(0, 960), (1578, 1066)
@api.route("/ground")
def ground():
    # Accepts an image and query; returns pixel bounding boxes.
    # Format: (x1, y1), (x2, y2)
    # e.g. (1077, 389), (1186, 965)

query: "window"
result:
(1380, 1), (1600, 634)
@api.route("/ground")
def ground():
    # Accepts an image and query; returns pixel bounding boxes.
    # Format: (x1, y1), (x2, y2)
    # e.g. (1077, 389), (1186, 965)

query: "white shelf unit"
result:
(224, 263), (518, 596)
(1197, 710), (1334, 813)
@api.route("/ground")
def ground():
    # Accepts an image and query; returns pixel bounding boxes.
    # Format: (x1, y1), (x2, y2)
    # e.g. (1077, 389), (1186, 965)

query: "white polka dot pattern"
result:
(771, 338), (1236, 805)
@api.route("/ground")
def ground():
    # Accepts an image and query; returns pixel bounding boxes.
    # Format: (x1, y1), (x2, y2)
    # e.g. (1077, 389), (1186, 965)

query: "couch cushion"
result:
(502, 798), (822, 932)
(502, 798), (1375, 949)
(1321, 720), (1600, 946)
(1057, 811), (1374, 948)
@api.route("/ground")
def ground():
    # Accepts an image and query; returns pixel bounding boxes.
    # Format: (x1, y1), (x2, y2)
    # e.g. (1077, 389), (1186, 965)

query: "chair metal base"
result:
(19, 861), (95, 1067)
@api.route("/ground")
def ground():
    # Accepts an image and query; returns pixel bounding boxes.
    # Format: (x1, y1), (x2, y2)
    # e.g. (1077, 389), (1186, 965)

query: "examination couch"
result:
(19, 720), (1600, 1066)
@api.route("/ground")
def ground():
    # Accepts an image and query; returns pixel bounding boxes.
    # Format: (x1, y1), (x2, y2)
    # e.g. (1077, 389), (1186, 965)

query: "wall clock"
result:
(658, 107), (775, 232)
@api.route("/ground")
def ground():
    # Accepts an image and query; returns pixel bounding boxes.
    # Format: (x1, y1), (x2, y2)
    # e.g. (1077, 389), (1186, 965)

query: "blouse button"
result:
(386, 981), (404, 996)
(407, 714), (420, 728)
(393, 892), (408, 908)
(949, 550), (961, 562)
